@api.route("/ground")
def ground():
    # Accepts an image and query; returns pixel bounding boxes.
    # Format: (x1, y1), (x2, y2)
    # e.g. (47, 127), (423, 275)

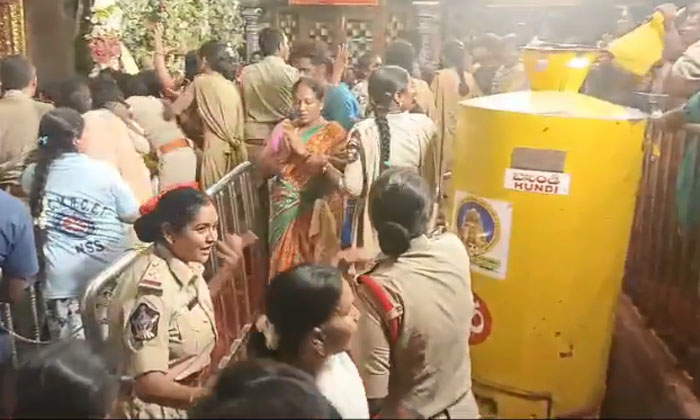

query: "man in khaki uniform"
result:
(108, 244), (217, 419)
(240, 28), (299, 161)
(125, 74), (197, 191)
(352, 232), (480, 419)
(240, 28), (298, 263)
(0, 55), (53, 194)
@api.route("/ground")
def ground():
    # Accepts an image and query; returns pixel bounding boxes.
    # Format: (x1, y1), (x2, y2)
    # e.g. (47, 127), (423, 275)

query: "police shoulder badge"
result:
(130, 303), (160, 342)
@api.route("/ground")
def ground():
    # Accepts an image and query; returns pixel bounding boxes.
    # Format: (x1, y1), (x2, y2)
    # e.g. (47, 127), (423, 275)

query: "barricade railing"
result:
(77, 161), (266, 372)
(624, 119), (700, 393)
(1, 281), (46, 367)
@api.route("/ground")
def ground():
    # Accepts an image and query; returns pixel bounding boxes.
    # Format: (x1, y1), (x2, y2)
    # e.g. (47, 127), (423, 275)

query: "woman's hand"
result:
(282, 120), (308, 158)
(306, 154), (328, 174)
(324, 162), (344, 187)
(656, 3), (679, 26)
(133, 371), (211, 409)
(152, 22), (165, 53)
(216, 233), (245, 271)
(210, 231), (258, 296)
(331, 43), (350, 86)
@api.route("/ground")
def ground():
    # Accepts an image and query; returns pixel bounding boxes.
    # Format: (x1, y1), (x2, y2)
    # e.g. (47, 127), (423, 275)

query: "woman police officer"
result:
(108, 185), (247, 418)
(351, 168), (479, 419)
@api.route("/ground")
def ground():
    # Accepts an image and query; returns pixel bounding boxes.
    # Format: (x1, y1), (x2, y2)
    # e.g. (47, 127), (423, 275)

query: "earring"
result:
(312, 327), (326, 357)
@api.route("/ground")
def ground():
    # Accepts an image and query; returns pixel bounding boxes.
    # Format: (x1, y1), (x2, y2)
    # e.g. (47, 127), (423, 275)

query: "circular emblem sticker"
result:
(456, 197), (500, 258)
(469, 293), (492, 345)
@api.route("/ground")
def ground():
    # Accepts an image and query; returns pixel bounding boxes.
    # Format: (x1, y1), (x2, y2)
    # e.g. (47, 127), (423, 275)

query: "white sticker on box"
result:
(504, 168), (570, 196)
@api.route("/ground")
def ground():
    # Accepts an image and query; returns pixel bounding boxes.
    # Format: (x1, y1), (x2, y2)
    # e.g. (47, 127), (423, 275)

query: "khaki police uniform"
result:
(108, 244), (217, 419)
(0, 90), (53, 192)
(352, 233), (480, 419)
(126, 96), (197, 191)
(240, 56), (299, 161)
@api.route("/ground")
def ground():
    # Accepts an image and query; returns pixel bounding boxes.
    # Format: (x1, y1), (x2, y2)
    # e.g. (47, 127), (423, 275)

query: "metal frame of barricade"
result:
(1, 284), (45, 366)
(623, 118), (700, 395)
(78, 161), (266, 371)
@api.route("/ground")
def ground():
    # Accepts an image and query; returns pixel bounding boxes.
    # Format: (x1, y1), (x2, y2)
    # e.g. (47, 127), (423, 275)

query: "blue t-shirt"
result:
(0, 190), (39, 362)
(323, 83), (361, 131)
(24, 153), (140, 299)
(0, 190), (39, 282)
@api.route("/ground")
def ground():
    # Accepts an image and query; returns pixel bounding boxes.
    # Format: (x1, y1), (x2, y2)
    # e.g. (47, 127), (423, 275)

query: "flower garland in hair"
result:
(138, 181), (200, 216)
(255, 315), (280, 351)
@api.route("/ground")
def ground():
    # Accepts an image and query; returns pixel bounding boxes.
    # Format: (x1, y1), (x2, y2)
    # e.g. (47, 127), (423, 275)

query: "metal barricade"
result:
(80, 161), (267, 371)
(1, 276), (49, 368)
(624, 120), (700, 393)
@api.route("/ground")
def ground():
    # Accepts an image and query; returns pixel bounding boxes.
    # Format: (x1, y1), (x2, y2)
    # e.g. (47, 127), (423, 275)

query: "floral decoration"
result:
(87, 0), (244, 74)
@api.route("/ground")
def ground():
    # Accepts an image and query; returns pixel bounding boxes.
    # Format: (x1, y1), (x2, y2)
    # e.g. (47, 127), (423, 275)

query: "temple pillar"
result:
(412, 0), (440, 67)
(241, 6), (263, 60)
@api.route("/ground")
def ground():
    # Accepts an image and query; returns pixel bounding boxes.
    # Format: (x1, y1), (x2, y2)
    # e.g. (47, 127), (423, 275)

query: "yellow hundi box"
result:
(451, 46), (646, 418)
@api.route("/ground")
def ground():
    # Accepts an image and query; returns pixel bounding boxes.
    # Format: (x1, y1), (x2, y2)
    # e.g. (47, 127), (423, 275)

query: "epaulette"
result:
(138, 259), (164, 294)
(357, 274), (402, 347)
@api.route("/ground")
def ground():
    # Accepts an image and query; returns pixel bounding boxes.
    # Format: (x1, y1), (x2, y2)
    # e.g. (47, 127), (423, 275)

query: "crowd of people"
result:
(4, 2), (700, 418)
(0, 22), (504, 419)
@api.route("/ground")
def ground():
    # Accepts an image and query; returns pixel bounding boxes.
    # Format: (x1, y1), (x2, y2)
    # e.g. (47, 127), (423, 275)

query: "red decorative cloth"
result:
(139, 182), (200, 216)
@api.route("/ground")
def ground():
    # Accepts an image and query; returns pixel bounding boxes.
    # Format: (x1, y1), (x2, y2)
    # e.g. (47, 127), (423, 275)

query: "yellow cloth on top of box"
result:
(608, 11), (666, 76)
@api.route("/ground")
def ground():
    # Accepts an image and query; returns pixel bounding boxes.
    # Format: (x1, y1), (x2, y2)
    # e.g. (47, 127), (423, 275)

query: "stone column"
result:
(241, 6), (263, 61)
(412, 0), (440, 67)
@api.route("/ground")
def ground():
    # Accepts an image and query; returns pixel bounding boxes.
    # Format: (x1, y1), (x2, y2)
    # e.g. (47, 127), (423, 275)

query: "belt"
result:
(159, 138), (190, 155)
(245, 138), (266, 146)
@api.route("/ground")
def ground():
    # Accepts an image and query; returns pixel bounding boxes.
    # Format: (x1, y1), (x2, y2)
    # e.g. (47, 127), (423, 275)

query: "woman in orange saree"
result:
(260, 77), (348, 277)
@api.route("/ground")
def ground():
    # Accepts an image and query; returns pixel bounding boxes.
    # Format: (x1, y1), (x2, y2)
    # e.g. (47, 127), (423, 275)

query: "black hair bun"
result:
(133, 211), (160, 243)
(377, 221), (411, 257)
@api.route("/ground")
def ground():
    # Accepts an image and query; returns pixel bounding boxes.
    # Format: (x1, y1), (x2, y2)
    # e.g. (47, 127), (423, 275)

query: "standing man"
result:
(240, 28), (299, 161)
(352, 52), (382, 118)
(0, 55), (53, 195)
(290, 40), (325, 78)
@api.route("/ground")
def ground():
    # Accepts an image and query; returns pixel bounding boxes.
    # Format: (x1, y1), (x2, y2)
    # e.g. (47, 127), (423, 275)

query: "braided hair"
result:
(29, 108), (84, 220)
(29, 108), (84, 277)
(442, 39), (470, 97)
(368, 65), (410, 170)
